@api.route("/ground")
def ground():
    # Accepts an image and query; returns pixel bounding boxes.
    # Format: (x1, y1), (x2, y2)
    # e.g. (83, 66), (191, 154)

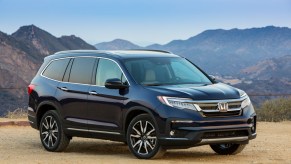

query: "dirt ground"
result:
(0, 122), (291, 164)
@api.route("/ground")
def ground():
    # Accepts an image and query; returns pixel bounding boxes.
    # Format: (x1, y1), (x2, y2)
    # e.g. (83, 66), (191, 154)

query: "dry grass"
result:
(5, 108), (27, 119)
(257, 96), (291, 122)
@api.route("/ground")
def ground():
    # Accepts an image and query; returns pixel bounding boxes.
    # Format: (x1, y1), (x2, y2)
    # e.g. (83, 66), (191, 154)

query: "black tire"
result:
(39, 110), (70, 152)
(127, 114), (166, 159)
(210, 143), (246, 155)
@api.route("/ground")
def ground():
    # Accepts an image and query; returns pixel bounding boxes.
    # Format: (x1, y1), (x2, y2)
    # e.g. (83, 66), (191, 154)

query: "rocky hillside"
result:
(0, 25), (96, 115)
(12, 25), (96, 57)
(146, 26), (291, 75)
(241, 55), (291, 81)
(233, 55), (291, 105)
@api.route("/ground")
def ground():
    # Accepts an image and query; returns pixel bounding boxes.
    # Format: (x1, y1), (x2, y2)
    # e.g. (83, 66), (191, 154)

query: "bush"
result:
(256, 97), (291, 122)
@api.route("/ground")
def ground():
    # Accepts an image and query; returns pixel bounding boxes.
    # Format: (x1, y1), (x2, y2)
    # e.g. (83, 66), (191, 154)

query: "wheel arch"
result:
(36, 100), (61, 129)
(124, 106), (160, 136)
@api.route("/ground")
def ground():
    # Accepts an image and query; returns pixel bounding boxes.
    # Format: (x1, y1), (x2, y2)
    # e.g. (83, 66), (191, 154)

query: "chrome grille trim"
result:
(190, 98), (246, 117)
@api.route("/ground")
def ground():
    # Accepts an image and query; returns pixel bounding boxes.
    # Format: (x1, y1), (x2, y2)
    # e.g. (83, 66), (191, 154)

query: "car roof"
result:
(44, 50), (180, 61)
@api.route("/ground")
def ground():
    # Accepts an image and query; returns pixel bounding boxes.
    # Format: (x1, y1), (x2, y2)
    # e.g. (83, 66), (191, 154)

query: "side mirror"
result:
(105, 78), (128, 89)
(209, 75), (216, 81)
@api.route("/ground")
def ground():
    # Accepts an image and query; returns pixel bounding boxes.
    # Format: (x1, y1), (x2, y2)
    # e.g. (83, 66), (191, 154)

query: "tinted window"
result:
(96, 59), (127, 86)
(69, 57), (96, 84)
(42, 58), (70, 81)
(124, 57), (212, 86)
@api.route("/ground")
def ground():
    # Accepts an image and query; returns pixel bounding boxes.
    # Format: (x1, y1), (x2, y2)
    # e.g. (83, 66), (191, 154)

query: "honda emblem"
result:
(218, 102), (228, 112)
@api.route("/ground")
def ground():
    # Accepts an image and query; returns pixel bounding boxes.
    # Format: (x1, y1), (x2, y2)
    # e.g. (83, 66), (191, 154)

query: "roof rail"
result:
(128, 49), (172, 54)
(53, 50), (98, 55)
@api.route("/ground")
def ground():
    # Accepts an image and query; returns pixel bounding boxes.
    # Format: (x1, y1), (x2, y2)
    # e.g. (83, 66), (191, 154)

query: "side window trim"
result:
(41, 56), (130, 86)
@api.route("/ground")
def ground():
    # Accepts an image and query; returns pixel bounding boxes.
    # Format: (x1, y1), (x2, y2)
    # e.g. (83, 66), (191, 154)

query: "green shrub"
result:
(256, 97), (291, 122)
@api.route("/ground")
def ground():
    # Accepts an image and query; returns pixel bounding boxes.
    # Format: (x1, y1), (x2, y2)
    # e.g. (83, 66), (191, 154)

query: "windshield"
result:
(124, 57), (212, 86)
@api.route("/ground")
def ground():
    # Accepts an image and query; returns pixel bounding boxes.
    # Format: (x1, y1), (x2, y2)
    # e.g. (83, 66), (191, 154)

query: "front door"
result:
(87, 58), (129, 135)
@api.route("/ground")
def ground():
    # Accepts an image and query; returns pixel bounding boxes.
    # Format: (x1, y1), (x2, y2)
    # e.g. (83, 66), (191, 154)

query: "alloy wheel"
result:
(129, 120), (157, 155)
(40, 115), (59, 148)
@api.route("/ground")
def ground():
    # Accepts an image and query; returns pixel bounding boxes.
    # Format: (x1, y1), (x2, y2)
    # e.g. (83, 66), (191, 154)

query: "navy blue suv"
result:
(28, 50), (256, 159)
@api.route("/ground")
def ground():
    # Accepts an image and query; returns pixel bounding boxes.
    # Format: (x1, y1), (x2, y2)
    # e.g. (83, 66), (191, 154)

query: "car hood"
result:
(146, 83), (240, 100)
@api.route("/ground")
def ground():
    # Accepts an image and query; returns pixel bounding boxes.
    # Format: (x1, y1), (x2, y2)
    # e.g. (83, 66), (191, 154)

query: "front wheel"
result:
(127, 114), (166, 159)
(39, 110), (70, 152)
(210, 143), (246, 155)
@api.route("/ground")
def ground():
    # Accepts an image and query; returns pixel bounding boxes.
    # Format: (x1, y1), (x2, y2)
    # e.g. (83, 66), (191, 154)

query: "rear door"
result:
(55, 57), (97, 132)
(87, 58), (129, 135)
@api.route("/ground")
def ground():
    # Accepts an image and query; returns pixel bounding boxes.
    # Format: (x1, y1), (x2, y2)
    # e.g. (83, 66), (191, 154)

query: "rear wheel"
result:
(127, 114), (165, 159)
(210, 143), (246, 155)
(39, 110), (70, 152)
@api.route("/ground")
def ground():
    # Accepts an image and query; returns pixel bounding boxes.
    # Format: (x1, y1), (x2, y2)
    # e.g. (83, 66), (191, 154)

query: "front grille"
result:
(198, 101), (241, 111)
(202, 130), (248, 139)
(195, 100), (242, 117)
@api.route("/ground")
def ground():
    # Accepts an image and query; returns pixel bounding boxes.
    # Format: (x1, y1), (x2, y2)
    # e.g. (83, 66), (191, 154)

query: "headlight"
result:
(157, 96), (197, 111)
(241, 97), (251, 109)
(238, 89), (251, 109)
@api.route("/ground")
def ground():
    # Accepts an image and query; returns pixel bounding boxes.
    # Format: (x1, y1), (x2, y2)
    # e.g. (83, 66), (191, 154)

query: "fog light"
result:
(170, 130), (175, 136)
(251, 125), (255, 132)
(250, 116), (256, 133)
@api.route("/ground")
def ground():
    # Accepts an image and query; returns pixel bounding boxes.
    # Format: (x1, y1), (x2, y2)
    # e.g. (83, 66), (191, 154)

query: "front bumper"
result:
(159, 117), (257, 148)
(155, 100), (257, 148)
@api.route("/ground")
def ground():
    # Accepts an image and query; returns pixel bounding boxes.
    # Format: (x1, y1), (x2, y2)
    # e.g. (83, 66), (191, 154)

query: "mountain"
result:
(241, 55), (291, 81)
(146, 43), (163, 49)
(58, 35), (96, 50)
(146, 26), (291, 75)
(0, 31), (40, 114)
(218, 55), (291, 105)
(95, 39), (141, 50)
(12, 25), (96, 56)
(0, 25), (96, 115)
(0, 31), (38, 87)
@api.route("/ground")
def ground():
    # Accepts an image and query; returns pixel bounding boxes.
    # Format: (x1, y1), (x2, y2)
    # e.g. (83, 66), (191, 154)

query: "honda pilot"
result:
(28, 50), (256, 159)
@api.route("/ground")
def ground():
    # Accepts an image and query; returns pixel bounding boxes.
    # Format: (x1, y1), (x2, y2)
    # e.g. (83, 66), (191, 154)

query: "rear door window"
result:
(69, 57), (96, 84)
(42, 58), (70, 81)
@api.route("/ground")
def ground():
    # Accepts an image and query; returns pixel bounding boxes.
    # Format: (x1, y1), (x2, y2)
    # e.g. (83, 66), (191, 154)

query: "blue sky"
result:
(0, 0), (290, 46)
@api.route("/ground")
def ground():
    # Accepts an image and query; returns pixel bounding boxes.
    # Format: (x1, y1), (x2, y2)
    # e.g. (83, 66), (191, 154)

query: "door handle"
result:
(59, 87), (69, 91)
(89, 91), (98, 95)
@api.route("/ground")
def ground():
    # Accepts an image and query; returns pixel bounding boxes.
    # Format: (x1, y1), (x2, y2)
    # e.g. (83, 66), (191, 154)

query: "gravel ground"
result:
(0, 122), (290, 164)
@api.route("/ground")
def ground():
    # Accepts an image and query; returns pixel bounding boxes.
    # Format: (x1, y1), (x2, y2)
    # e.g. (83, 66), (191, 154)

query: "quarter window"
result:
(69, 57), (96, 84)
(42, 58), (70, 81)
(96, 59), (127, 86)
